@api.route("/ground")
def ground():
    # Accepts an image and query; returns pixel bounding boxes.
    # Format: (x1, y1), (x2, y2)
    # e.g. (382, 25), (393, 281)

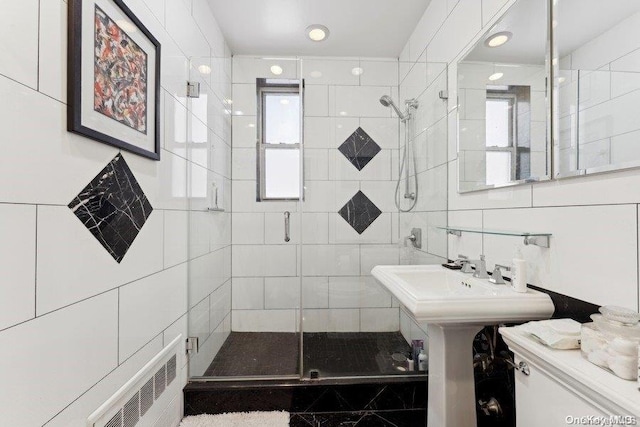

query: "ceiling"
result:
(206, 0), (431, 57)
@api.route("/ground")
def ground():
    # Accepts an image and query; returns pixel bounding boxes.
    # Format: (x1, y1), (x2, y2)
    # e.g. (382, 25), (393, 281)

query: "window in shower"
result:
(256, 78), (303, 201)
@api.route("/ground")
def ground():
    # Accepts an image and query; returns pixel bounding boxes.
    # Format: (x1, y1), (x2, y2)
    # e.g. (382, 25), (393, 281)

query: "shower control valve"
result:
(406, 228), (422, 249)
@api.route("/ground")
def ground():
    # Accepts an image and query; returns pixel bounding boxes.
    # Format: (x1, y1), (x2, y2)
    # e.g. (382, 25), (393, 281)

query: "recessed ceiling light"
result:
(489, 72), (504, 81)
(197, 65), (212, 75)
(557, 76), (566, 84)
(270, 65), (283, 75)
(339, 111), (348, 116)
(484, 31), (512, 48)
(248, 123), (255, 128)
(224, 98), (233, 105)
(306, 24), (330, 42)
(234, 111), (244, 116)
(280, 99), (290, 105)
(309, 71), (323, 78)
(351, 67), (364, 76)
(116, 19), (137, 33)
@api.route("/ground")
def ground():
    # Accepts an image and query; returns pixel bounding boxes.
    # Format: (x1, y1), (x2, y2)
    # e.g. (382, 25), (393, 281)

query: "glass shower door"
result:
(298, 57), (421, 379)
(187, 56), (303, 379)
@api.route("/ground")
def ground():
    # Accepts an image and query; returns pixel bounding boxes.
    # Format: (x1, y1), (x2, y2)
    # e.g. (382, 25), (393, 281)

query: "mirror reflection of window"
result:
(456, 0), (549, 192)
(485, 85), (531, 186)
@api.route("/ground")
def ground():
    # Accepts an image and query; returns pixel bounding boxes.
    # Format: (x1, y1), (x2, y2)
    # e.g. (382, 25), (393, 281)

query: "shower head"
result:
(379, 95), (406, 120)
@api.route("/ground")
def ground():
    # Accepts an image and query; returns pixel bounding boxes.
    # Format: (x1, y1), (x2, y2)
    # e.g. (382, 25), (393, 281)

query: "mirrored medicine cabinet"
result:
(456, 0), (640, 193)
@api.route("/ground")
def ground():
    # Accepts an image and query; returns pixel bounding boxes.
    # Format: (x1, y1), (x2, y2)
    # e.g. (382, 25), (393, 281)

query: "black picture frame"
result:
(67, 0), (161, 160)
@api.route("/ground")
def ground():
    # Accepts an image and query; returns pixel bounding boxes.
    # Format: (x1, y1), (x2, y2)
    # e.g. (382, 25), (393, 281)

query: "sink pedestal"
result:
(427, 324), (484, 427)
(371, 264), (554, 427)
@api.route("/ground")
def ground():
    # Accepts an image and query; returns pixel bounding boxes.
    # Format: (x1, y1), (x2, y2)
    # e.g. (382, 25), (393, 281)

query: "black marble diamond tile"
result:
(338, 127), (381, 171)
(338, 191), (382, 234)
(68, 153), (153, 263)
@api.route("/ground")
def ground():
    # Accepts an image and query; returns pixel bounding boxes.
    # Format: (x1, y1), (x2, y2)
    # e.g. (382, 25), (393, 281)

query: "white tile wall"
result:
(0, 0), (233, 421)
(0, 292), (118, 427)
(36, 206), (165, 315)
(39, 0), (67, 102)
(0, 204), (36, 330)
(265, 277), (301, 309)
(119, 264), (188, 361)
(233, 245), (298, 277)
(232, 278), (265, 309)
(0, 0), (38, 89)
(232, 309), (298, 332)
(361, 308), (400, 332)
(45, 335), (165, 427)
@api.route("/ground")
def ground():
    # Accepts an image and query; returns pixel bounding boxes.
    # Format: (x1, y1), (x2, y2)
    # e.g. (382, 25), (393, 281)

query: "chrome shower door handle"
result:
(284, 211), (290, 242)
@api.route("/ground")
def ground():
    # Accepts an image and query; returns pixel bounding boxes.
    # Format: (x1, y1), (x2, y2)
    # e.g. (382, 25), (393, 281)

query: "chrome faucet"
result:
(470, 255), (490, 279)
(454, 254), (474, 273)
(489, 264), (511, 284)
(453, 254), (468, 266)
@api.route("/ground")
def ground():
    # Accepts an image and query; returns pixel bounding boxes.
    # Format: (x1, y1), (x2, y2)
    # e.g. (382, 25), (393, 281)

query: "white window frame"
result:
(256, 78), (303, 201)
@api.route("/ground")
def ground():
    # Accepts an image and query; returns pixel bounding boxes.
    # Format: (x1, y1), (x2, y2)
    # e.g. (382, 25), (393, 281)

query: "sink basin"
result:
(372, 264), (554, 427)
(372, 264), (554, 324)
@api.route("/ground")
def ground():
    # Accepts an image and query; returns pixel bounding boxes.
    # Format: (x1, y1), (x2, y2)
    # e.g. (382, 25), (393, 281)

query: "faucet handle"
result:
(460, 259), (474, 273)
(472, 255), (490, 279)
(489, 264), (511, 284)
(454, 254), (468, 267)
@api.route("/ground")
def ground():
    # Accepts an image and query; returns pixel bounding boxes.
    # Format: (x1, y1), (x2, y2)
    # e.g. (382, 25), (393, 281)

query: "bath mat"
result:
(179, 411), (289, 427)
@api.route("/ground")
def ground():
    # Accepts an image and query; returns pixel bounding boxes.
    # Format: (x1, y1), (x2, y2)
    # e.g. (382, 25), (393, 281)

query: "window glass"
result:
(486, 151), (511, 186)
(486, 98), (511, 148)
(264, 94), (300, 145)
(264, 148), (300, 199)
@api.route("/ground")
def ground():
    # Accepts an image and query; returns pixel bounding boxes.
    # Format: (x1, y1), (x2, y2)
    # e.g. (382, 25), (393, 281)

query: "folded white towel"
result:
(516, 319), (582, 349)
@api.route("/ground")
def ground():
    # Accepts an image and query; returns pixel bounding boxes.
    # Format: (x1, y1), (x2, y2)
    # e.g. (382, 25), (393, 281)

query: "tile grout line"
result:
(36, 0), (41, 93)
(34, 205), (39, 317)
(117, 288), (120, 365)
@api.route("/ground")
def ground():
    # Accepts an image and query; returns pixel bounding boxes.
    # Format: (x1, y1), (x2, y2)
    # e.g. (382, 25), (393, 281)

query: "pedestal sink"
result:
(372, 265), (554, 427)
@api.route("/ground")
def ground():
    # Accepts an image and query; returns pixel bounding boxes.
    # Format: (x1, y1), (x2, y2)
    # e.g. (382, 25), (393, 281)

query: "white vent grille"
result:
(105, 412), (121, 427)
(123, 394), (139, 427)
(88, 335), (183, 427)
(154, 367), (166, 399)
(166, 355), (177, 385)
(140, 378), (154, 417)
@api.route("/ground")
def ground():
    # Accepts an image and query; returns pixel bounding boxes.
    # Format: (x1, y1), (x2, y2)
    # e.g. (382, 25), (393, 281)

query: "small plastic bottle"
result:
(512, 248), (527, 293)
(418, 349), (428, 371)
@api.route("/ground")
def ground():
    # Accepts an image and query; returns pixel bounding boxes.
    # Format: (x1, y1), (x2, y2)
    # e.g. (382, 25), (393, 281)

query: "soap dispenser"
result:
(511, 248), (527, 293)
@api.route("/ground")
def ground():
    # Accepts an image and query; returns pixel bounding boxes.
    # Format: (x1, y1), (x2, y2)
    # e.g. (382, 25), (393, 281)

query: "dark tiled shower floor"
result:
(203, 331), (419, 377)
(304, 332), (416, 377)
(204, 332), (299, 376)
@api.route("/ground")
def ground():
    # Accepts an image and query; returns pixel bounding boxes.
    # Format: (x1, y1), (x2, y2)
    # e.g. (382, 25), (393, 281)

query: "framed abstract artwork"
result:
(68, 0), (161, 160)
